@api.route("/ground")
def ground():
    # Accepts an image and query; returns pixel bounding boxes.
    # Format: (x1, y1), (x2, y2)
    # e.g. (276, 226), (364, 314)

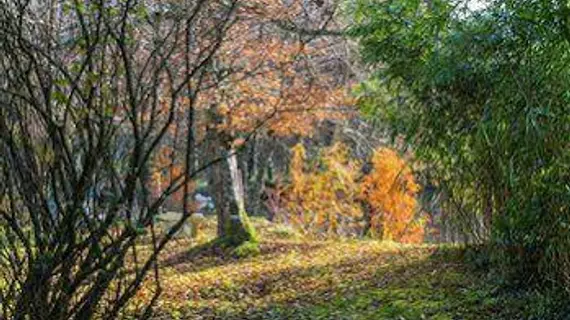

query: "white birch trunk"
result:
(227, 149), (245, 214)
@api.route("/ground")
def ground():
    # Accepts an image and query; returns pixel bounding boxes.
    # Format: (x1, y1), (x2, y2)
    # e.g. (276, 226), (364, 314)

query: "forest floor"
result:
(132, 218), (569, 320)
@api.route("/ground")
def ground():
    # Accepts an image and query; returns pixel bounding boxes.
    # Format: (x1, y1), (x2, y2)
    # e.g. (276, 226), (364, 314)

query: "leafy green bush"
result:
(350, 0), (570, 290)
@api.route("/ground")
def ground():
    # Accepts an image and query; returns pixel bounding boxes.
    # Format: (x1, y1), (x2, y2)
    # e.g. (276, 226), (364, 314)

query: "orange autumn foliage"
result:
(279, 143), (362, 237)
(276, 144), (424, 243)
(360, 148), (423, 243)
(203, 0), (354, 138)
(147, 0), (353, 208)
(150, 145), (196, 212)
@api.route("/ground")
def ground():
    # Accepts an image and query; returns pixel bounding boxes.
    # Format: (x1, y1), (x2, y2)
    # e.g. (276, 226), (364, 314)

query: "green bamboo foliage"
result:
(350, 0), (570, 289)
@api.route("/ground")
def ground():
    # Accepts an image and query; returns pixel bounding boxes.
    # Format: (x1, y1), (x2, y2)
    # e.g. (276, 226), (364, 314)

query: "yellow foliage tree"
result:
(275, 145), (424, 243)
(281, 143), (363, 237)
(359, 148), (423, 243)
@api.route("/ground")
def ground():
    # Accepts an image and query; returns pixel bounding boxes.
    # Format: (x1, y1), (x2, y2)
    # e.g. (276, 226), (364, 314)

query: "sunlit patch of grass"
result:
(129, 218), (569, 319)
(264, 225), (302, 240)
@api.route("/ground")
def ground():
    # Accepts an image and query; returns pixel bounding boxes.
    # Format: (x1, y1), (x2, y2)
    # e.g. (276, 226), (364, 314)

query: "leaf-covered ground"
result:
(133, 218), (569, 319)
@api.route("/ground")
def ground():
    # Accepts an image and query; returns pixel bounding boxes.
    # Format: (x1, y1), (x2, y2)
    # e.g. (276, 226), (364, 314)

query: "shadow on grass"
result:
(162, 246), (570, 320)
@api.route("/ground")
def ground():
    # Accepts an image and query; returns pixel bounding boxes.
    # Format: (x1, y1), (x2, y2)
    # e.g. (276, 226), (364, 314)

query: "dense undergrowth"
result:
(128, 218), (569, 319)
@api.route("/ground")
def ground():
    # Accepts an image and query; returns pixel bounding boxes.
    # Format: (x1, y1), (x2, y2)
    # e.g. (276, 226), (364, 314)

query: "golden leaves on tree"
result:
(275, 144), (425, 243)
(360, 148), (423, 243)
(279, 143), (363, 237)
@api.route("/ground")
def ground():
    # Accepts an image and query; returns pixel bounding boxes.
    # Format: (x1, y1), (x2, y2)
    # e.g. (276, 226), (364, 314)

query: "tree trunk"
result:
(361, 201), (373, 237)
(244, 137), (271, 217)
(210, 161), (230, 237)
(205, 109), (232, 237)
(227, 150), (245, 215)
(225, 149), (257, 245)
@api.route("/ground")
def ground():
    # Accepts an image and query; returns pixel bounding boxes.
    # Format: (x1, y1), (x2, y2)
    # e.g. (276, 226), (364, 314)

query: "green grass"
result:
(131, 218), (569, 319)
(272, 250), (570, 320)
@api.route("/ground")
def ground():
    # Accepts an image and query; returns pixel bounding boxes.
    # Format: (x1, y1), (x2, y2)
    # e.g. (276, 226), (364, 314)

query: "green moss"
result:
(237, 210), (258, 242)
(227, 212), (259, 257)
(231, 240), (260, 258)
(187, 211), (259, 258)
(224, 211), (258, 245)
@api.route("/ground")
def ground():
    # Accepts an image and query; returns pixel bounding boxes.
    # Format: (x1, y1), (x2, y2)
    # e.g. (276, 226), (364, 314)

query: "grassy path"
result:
(131, 221), (568, 319)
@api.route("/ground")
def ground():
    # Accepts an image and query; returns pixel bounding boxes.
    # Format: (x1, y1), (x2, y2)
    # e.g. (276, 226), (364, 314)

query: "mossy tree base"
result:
(189, 211), (259, 258)
(225, 211), (257, 243)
